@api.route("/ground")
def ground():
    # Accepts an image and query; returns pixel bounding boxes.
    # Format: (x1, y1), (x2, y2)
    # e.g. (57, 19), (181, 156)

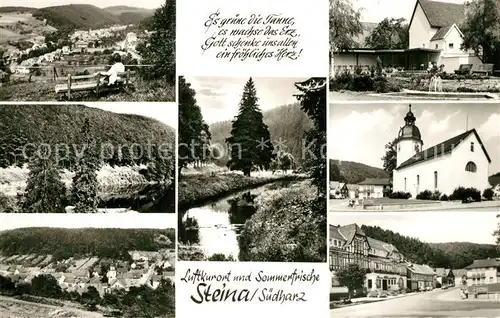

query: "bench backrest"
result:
(459, 64), (473, 71)
(476, 63), (494, 71)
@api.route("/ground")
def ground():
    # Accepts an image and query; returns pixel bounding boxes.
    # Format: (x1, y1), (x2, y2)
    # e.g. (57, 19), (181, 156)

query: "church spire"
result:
(404, 104), (416, 125)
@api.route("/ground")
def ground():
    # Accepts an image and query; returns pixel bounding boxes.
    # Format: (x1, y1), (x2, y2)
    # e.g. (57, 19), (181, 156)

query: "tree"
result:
(336, 263), (367, 300)
(329, 0), (363, 52)
(178, 76), (210, 174)
(30, 274), (62, 298)
(365, 18), (409, 49)
(137, 0), (175, 84)
(277, 151), (294, 172)
(71, 118), (100, 213)
(381, 138), (398, 180)
(20, 155), (67, 213)
(81, 286), (101, 310)
(226, 78), (274, 176)
(329, 160), (346, 182)
(294, 78), (327, 196)
(461, 0), (500, 69)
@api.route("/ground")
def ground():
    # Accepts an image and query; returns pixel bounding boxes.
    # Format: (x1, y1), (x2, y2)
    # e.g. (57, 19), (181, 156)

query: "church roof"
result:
(396, 129), (492, 170)
(410, 0), (466, 29)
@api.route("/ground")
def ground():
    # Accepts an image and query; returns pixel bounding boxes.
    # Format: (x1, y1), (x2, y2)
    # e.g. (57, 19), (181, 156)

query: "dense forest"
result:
(210, 103), (312, 167)
(0, 104), (175, 170)
(30, 4), (153, 30)
(0, 227), (175, 261)
(361, 225), (499, 269)
(329, 159), (389, 184)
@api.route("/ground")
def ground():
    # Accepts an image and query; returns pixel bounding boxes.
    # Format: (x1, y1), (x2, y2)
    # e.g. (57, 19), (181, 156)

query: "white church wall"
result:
(394, 133), (490, 198)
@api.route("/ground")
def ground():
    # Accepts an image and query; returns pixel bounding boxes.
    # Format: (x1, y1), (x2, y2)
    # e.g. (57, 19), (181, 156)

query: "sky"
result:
(2, 0), (163, 9)
(330, 212), (500, 244)
(0, 213), (175, 231)
(88, 102), (177, 129)
(351, 0), (466, 23)
(328, 102), (500, 174)
(183, 77), (307, 125)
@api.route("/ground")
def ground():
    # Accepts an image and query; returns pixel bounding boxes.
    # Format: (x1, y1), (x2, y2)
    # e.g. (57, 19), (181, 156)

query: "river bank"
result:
(177, 172), (307, 211)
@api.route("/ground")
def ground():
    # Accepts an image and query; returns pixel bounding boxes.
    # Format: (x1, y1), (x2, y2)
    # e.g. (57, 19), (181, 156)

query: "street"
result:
(331, 288), (500, 317)
(329, 199), (500, 212)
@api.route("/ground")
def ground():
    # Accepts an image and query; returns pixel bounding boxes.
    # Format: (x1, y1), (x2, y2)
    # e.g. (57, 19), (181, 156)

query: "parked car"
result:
(426, 286), (433, 291)
(441, 285), (449, 290)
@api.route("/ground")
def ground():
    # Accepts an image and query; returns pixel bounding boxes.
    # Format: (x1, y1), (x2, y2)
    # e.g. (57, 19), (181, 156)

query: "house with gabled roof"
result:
(452, 268), (467, 287)
(358, 178), (391, 199)
(329, 224), (408, 295)
(331, 0), (481, 74)
(434, 267), (454, 286)
(392, 105), (491, 198)
(409, 0), (482, 72)
(465, 258), (500, 286)
(407, 263), (436, 290)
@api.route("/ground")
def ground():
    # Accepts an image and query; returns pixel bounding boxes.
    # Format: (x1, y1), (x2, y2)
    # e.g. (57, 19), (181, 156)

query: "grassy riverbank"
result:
(177, 172), (306, 211)
(238, 180), (326, 262)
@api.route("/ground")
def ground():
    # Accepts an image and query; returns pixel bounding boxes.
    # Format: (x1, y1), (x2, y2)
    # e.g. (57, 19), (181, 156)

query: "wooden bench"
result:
(54, 69), (136, 99)
(454, 64), (473, 75)
(472, 63), (494, 76)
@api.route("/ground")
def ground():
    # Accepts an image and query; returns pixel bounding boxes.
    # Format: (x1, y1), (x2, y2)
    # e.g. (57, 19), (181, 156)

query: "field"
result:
(0, 12), (56, 44)
(0, 296), (104, 318)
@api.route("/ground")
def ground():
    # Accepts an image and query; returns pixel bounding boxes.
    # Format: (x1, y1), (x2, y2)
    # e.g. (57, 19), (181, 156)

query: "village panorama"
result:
(0, 0), (175, 101)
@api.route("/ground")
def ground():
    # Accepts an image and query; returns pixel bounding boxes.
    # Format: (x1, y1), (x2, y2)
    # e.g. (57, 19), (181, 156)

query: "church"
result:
(392, 105), (491, 198)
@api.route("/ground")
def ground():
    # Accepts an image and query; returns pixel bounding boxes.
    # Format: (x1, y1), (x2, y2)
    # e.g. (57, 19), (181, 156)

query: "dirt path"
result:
(0, 295), (104, 318)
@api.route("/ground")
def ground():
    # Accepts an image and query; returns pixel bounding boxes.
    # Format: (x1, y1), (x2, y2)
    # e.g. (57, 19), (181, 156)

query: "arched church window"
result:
(434, 171), (438, 189)
(470, 142), (474, 152)
(417, 175), (420, 186)
(404, 178), (407, 191)
(465, 161), (477, 173)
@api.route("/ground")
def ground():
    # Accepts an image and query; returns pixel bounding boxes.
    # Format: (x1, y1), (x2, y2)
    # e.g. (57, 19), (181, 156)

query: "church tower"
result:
(395, 105), (424, 168)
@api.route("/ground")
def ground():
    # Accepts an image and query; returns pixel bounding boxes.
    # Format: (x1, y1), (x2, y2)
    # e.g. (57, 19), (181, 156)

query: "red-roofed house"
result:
(392, 105), (491, 198)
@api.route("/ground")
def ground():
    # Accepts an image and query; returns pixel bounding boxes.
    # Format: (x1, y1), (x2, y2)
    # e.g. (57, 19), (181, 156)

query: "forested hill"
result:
(330, 159), (389, 184)
(21, 4), (153, 30)
(210, 103), (312, 166)
(361, 225), (499, 269)
(0, 227), (174, 261)
(0, 104), (175, 168)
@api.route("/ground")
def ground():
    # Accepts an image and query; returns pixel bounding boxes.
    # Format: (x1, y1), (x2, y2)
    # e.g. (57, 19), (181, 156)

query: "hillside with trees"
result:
(0, 227), (174, 261)
(30, 4), (151, 30)
(0, 104), (175, 169)
(329, 159), (389, 184)
(361, 225), (499, 269)
(210, 103), (312, 167)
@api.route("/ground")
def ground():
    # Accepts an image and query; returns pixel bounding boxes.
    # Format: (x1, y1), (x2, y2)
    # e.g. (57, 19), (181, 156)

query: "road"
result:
(331, 288), (500, 317)
(329, 199), (500, 212)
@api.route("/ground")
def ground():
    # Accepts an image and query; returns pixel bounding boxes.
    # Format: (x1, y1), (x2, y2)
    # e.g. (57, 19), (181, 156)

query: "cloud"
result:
(477, 113), (500, 141)
(426, 110), (461, 135)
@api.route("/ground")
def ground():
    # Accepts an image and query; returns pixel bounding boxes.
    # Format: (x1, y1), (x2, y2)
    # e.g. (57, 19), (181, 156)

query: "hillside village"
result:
(0, 249), (175, 296)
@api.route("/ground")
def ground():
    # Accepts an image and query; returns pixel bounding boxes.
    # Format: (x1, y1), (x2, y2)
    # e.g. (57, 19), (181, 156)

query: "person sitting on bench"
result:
(99, 54), (125, 86)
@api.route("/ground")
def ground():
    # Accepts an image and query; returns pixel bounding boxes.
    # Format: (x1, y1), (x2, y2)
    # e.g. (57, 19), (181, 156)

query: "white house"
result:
(392, 105), (491, 198)
(331, 0), (481, 74)
(465, 258), (500, 286)
(358, 178), (391, 199)
(409, 0), (482, 72)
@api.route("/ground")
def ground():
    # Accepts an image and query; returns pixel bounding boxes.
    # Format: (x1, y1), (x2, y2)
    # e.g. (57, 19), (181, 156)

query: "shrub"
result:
(450, 186), (481, 202)
(416, 190), (433, 200)
(207, 254), (235, 261)
(430, 190), (441, 200)
(0, 193), (17, 212)
(440, 194), (449, 201)
(390, 191), (412, 199)
(483, 188), (494, 201)
(351, 75), (374, 91)
(330, 70), (353, 91)
(373, 76), (400, 93)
